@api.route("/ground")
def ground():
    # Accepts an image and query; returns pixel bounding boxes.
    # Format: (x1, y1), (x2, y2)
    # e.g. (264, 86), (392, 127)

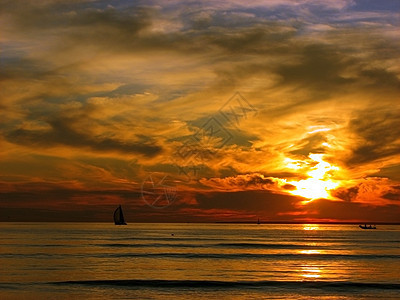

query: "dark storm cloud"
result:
(382, 186), (400, 201)
(192, 189), (400, 223)
(371, 164), (400, 181)
(290, 132), (328, 157)
(200, 173), (280, 191)
(383, 192), (400, 201)
(275, 44), (355, 89)
(0, 57), (51, 81)
(0, 184), (144, 222)
(351, 0), (400, 12)
(1, 1), (180, 57)
(2, 0), (398, 98)
(5, 117), (162, 157)
(1, 1), (153, 34)
(1, 1), (396, 57)
(360, 68), (400, 90)
(307, 199), (400, 223)
(195, 190), (299, 214)
(347, 110), (400, 165)
(0, 185), (142, 202)
(264, 42), (400, 120)
(332, 186), (359, 202)
(282, 184), (296, 191)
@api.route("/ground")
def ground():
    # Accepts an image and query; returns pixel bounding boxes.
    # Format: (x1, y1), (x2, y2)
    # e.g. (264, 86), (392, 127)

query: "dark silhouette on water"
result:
(114, 205), (127, 225)
(359, 224), (376, 229)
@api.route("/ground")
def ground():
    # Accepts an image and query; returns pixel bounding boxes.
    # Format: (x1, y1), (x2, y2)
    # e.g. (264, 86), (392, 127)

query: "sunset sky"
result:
(1, 0), (399, 223)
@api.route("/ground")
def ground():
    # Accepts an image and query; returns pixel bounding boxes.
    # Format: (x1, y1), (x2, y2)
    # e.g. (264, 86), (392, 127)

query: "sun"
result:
(287, 154), (339, 202)
(289, 178), (336, 201)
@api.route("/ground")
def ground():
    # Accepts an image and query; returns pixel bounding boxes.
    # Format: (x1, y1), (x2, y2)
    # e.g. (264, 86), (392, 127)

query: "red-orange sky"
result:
(1, 0), (399, 223)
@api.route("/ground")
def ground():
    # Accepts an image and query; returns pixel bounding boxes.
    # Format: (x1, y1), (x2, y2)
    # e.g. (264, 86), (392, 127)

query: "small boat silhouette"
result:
(359, 224), (376, 229)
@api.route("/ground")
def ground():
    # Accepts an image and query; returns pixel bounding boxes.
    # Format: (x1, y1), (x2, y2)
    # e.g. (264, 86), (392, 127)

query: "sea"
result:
(0, 223), (399, 299)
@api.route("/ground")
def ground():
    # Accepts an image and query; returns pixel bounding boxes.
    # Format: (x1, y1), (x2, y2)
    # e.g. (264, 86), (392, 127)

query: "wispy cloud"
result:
(0, 0), (399, 222)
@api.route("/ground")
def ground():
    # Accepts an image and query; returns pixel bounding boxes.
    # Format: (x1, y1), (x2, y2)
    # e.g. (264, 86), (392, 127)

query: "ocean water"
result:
(0, 223), (399, 299)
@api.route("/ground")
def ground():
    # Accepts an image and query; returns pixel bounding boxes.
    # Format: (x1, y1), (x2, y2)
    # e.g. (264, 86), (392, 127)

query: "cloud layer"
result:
(1, 0), (399, 222)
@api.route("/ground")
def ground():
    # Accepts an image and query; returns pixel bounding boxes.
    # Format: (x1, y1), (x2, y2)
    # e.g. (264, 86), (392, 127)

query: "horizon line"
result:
(1, 221), (399, 225)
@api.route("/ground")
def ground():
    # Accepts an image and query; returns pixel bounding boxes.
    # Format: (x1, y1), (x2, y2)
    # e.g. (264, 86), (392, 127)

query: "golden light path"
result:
(287, 154), (340, 203)
(303, 224), (320, 231)
(299, 265), (322, 279)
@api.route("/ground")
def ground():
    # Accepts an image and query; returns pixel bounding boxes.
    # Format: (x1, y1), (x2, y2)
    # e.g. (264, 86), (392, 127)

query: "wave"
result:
(93, 252), (400, 260)
(2, 252), (399, 261)
(215, 242), (319, 249)
(109, 237), (226, 242)
(97, 241), (400, 250)
(98, 243), (205, 248)
(98, 242), (323, 249)
(3, 253), (398, 260)
(97, 242), (317, 249)
(55, 279), (400, 290)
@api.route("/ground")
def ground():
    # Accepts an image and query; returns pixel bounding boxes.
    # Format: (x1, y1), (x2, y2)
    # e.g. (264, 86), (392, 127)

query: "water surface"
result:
(0, 223), (399, 299)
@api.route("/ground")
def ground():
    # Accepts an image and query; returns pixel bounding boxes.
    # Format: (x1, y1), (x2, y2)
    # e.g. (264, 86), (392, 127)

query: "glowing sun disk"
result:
(287, 154), (339, 201)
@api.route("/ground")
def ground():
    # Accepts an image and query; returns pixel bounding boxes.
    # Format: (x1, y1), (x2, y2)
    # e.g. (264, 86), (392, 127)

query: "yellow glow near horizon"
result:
(303, 224), (319, 230)
(287, 154), (339, 202)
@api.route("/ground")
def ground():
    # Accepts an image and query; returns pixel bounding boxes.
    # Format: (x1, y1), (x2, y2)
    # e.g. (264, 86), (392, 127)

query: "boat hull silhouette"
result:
(359, 225), (376, 229)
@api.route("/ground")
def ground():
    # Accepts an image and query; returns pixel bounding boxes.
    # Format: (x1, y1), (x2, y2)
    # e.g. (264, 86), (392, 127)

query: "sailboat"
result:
(114, 205), (127, 225)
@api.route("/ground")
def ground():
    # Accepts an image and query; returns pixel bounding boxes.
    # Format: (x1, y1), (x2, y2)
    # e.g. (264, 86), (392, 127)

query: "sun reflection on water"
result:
(303, 224), (320, 231)
(300, 249), (321, 255)
(300, 265), (322, 279)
